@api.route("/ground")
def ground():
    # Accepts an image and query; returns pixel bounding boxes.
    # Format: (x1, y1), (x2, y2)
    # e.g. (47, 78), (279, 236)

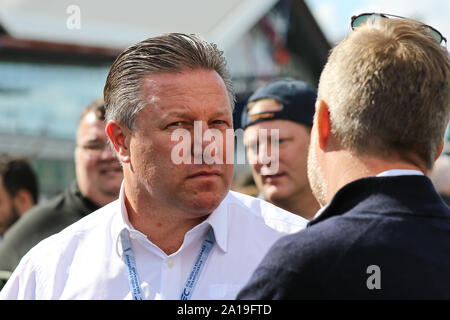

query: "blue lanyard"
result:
(120, 229), (143, 300)
(119, 227), (216, 300)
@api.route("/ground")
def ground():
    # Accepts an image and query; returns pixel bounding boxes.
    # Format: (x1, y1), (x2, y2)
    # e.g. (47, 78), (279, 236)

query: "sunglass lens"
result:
(427, 28), (443, 44)
(352, 14), (376, 29)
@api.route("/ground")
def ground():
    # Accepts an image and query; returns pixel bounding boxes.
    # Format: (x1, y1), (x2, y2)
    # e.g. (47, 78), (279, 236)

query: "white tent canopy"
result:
(0, 0), (278, 50)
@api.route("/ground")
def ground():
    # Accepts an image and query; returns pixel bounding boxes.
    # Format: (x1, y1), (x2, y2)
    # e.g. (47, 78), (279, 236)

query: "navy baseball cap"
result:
(241, 79), (317, 129)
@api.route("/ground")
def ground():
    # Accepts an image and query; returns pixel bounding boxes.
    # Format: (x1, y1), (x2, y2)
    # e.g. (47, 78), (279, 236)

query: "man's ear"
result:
(13, 189), (34, 215)
(435, 141), (445, 161)
(106, 120), (131, 163)
(316, 99), (331, 150)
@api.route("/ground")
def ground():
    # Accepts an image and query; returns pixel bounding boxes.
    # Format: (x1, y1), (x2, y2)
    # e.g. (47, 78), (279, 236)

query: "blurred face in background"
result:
(0, 177), (17, 236)
(244, 99), (312, 205)
(75, 111), (123, 207)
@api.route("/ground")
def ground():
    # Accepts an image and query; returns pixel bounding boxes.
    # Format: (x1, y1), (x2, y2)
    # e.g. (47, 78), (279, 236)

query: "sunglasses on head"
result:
(351, 12), (447, 46)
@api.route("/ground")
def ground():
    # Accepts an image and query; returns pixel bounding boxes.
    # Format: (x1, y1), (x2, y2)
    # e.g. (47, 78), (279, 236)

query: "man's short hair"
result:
(78, 98), (105, 123)
(104, 33), (235, 130)
(0, 155), (39, 204)
(318, 18), (450, 169)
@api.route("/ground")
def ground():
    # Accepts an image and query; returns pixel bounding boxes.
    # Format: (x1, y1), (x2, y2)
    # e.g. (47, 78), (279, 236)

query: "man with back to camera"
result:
(0, 99), (123, 285)
(238, 13), (450, 299)
(0, 33), (307, 299)
(241, 79), (320, 219)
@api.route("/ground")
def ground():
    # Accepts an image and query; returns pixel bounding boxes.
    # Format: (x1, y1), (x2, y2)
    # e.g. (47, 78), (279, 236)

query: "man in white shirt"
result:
(0, 33), (306, 300)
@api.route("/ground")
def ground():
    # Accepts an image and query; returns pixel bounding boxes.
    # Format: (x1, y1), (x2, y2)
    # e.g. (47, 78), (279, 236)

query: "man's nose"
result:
(191, 121), (220, 160)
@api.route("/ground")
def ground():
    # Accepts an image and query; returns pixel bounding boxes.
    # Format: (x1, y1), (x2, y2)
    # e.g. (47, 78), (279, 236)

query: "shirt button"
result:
(129, 233), (137, 239)
(166, 259), (174, 268)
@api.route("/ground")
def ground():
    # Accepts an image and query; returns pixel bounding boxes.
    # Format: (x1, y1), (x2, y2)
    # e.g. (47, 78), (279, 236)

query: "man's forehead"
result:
(138, 70), (231, 116)
(244, 119), (308, 138)
(77, 112), (106, 141)
(82, 112), (98, 123)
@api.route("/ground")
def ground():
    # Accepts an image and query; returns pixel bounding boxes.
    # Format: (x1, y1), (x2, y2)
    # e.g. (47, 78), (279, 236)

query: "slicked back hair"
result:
(104, 33), (235, 130)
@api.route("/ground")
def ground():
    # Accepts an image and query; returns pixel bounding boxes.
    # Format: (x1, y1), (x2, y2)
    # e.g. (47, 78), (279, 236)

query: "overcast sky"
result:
(305, 0), (450, 45)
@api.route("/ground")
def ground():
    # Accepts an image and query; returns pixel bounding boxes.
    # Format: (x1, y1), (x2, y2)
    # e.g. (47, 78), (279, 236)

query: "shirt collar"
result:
(312, 204), (328, 220)
(112, 182), (229, 255)
(376, 169), (424, 177)
(312, 169), (424, 220)
(201, 193), (229, 253)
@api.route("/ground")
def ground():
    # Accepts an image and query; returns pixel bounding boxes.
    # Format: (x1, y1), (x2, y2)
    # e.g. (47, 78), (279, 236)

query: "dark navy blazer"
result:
(237, 175), (450, 299)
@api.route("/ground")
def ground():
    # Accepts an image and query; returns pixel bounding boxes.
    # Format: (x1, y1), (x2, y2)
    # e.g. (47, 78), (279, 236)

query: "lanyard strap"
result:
(180, 228), (215, 300)
(120, 229), (143, 300)
(119, 227), (216, 300)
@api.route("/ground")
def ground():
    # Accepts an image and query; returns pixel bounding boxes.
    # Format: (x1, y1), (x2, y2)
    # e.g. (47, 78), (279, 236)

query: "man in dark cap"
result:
(241, 79), (319, 219)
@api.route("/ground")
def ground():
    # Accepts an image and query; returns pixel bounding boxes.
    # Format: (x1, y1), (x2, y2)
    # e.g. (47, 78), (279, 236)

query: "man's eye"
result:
(167, 121), (185, 128)
(211, 120), (230, 127)
(84, 144), (103, 150)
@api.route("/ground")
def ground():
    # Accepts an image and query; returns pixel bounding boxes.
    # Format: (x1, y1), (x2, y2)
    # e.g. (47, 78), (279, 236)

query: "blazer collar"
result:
(308, 175), (446, 227)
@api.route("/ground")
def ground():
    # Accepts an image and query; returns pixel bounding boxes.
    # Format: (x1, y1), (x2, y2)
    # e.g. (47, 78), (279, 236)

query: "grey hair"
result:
(104, 33), (235, 130)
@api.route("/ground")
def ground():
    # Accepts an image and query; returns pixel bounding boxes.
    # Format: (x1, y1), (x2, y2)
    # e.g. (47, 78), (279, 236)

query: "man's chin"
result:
(263, 185), (287, 200)
(182, 191), (227, 214)
(99, 182), (122, 198)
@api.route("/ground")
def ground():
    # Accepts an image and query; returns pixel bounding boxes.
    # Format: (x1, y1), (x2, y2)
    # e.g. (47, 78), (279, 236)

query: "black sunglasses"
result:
(351, 12), (447, 46)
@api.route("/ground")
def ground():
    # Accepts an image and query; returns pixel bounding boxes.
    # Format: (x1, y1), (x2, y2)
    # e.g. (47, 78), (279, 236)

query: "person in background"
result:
(0, 155), (39, 241)
(0, 33), (306, 299)
(0, 98), (123, 284)
(238, 13), (450, 299)
(430, 129), (450, 206)
(241, 79), (320, 219)
(231, 172), (259, 197)
(430, 154), (450, 206)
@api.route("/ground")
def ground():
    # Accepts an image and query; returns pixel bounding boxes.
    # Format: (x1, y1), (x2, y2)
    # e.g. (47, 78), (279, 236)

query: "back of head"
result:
(104, 33), (235, 130)
(0, 155), (39, 204)
(318, 17), (450, 169)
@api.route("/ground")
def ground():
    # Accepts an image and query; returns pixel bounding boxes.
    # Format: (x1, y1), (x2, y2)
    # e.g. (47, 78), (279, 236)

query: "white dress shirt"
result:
(0, 186), (307, 300)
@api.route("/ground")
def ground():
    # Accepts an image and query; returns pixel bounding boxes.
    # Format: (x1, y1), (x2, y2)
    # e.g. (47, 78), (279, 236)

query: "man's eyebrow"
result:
(161, 109), (231, 120)
(161, 111), (191, 119)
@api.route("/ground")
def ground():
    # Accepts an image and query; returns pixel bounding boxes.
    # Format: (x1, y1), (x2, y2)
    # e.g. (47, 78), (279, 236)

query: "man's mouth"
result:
(262, 172), (285, 183)
(99, 167), (122, 175)
(187, 170), (222, 179)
